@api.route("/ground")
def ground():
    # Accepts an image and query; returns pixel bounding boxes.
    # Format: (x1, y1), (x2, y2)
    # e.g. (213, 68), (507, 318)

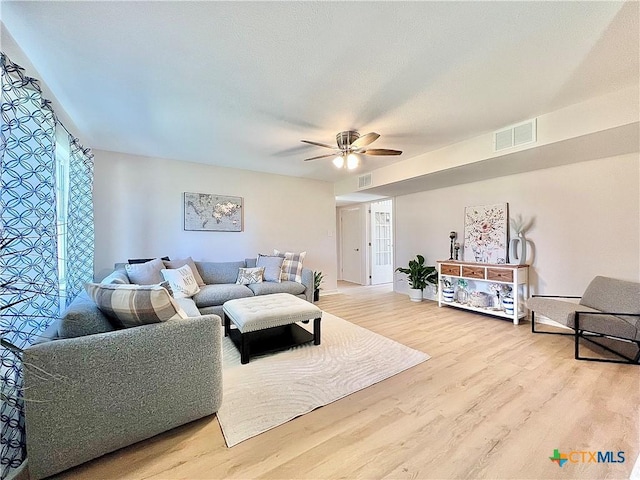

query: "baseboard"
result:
(318, 289), (340, 297)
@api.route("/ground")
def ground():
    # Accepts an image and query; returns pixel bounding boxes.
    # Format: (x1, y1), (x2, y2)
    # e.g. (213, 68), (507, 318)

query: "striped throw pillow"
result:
(274, 250), (306, 283)
(85, 282), (188, 328)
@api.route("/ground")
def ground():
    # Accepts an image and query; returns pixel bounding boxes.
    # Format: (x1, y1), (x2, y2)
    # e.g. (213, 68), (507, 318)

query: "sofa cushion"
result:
(246, 281), (306, 297)
(580, 276), (640, 324)
(100, 269), (130, 285)
(57, 290), (116, 338)
(173, 297), (201, 318)
(163, 257), (205, 287)
(125, 258), (165, 285)
(85, 282), (188, 328)
(196, 261), (246, 284)
(236, 267), (265, 285)
(161, 264), (201, 298)
(576, 312), (638, 340)
(256, 254), (284, 282)
(193, 284), (254, 308)
(274, 250), (306, 283)
(526, 297), (600, 329)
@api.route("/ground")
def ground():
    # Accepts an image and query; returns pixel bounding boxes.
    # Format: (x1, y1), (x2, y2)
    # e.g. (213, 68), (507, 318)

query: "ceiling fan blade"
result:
(301, 140), (337, 149)
(303, 153), (340, 162)
(360, 148), (403, 156)
(350, 132), (380, 149)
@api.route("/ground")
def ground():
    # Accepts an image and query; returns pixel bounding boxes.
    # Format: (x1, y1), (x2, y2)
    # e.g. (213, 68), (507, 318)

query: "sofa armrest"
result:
(301, 268), (314, 303)
(23, 314), (223, 480)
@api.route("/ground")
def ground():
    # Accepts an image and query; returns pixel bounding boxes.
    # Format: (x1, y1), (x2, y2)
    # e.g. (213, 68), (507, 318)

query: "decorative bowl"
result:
(469, 291), (490, 308)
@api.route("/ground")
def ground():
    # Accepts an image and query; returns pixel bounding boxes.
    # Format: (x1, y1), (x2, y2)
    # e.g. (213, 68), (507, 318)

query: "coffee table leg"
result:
(313, 317), (321, 345)
(224, 313), (230, 337)
(241, 332), (250, 364)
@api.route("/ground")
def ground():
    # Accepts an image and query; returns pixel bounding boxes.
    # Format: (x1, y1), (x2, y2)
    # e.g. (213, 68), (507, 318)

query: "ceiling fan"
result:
(301, 130), (402, 169)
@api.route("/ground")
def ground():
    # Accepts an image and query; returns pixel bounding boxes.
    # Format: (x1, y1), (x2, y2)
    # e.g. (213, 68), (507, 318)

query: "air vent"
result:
(358, 173), (372, 190)
(493, 118), (537, 152)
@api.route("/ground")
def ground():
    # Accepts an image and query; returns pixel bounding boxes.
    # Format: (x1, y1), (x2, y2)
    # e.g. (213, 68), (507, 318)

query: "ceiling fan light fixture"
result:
(347, 153), (359, 170)
(333, 155), (345, 168)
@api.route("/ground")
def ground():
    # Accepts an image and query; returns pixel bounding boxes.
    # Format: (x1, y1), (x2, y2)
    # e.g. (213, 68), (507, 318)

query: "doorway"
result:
(370, 199), (394, 285)
(339, 207), (363, 284)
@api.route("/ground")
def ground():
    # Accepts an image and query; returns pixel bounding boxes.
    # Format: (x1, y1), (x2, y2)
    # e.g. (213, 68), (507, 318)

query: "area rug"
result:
(216, 312), (430, 447)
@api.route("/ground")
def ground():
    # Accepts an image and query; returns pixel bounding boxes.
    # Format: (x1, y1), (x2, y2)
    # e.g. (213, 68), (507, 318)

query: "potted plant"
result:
(313, 271), (324, 302)
(395, 255), (436, 302)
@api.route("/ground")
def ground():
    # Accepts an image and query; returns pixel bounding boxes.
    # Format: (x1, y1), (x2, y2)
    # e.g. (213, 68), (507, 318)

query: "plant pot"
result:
(313, 289), (320, 302)
(408, 288), (423, 302)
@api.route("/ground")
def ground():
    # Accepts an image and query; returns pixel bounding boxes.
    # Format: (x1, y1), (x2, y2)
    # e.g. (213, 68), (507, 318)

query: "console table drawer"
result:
(487, 268), (513, 282)
(462, 266), (485, 279)
(440, 264), (460, 276)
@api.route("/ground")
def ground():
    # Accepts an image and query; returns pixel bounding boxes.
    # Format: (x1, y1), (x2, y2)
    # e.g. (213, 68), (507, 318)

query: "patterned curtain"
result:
(0, 53), (59, 479)
(64, 137), (94, 306)
(0, 53), (94, 479)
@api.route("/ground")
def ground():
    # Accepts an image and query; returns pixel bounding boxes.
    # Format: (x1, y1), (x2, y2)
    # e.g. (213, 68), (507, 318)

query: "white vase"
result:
(408, 288), (423, 302)
(509, 233), (527, 265)
(502, 296), (515, 315)
(442, 287), (455, 303)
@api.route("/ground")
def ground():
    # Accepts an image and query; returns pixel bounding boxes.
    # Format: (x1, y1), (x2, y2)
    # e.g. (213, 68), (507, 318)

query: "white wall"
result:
(394, 154), (639, 296)
(93, 150), (338, 291)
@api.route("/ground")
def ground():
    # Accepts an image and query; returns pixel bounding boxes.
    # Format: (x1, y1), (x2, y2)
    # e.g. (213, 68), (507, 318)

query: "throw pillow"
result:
(163, 257), (205, 287)
(100, 269), (130, 285)
(125, 258), (165, 285)
(85, 282), (188, 328)
(236, 267), (265, 285)
(161, 264), (201, 299)
(128, 256), (170, 264)
(256, 254), (284, 283)
(274, 249), (307, 283)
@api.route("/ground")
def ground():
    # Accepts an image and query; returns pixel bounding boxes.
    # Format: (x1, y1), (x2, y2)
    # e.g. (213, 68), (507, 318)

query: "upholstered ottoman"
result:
(223, 293), (322, 364)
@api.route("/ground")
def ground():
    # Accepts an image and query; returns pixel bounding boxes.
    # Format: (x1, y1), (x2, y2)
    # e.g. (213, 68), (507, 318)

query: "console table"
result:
(436, 261), (529, 325)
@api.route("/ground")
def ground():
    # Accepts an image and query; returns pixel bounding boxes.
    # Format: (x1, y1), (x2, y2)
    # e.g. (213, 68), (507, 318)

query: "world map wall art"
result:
(184, 192), (243, 232)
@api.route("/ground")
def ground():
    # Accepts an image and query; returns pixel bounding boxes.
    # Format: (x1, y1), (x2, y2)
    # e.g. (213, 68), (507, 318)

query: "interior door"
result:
(370, 199), (393, 284)
(340, 207), (363, 284)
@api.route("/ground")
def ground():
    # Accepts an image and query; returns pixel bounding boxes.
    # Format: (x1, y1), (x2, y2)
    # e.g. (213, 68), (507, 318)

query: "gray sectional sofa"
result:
(192, 258), (314, 316)
(22, 258), (314, 479)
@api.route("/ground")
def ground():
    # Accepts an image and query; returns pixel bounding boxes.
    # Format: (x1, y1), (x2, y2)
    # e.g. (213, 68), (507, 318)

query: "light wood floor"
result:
(56, 284), (638, 480)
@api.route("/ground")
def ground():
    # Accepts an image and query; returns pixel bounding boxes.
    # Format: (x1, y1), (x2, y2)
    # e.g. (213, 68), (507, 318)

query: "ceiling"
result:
(1, 1), (638, 183)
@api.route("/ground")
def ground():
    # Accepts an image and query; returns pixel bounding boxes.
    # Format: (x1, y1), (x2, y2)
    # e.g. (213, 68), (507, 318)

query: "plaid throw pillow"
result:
(85, 282), (188, 328)
(273, 250), (306, 283)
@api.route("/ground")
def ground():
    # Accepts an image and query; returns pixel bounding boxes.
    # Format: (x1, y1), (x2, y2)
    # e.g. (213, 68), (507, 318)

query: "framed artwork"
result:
(183, 192), (243, 232)
(463, 203), (508, 264)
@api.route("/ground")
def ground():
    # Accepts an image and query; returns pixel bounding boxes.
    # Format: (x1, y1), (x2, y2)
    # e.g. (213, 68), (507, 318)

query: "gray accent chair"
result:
(526, 276), (640, 364)
(22, 294), (223, 479)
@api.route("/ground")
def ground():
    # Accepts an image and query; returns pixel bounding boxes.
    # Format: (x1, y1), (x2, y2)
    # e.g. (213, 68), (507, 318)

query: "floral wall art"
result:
(184, 192), (243, 232)
(463, 203), (508, 263)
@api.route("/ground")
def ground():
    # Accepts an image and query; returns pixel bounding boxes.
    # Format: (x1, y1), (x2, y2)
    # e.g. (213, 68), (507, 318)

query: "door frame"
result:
(337, 204), (369, 285)
(369, 199), (394, 285)
(337, 198), (395, 286)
